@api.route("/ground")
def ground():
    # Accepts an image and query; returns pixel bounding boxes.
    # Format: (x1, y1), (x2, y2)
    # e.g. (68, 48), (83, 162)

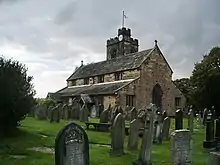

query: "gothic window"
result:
(126, 95), (135, 106)
(98, 75), (104, 83)
(84, 78), (89, 85)
(115, 72), (123, 81)
(175, 97), (181, 107)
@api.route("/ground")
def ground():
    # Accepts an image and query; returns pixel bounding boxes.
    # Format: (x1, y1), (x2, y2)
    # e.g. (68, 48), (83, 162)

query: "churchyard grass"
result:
(0, 117), (207, 165)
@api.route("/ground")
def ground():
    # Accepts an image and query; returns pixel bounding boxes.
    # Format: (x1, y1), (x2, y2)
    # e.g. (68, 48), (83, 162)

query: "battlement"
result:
(118, 27), (131, 37)
(107, 37), (119, 45)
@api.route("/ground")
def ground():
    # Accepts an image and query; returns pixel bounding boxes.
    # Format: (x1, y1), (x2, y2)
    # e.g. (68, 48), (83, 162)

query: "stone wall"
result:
(135, 48), (185, 116)
(67, 69), (140, 87)
(117, 79), (138, 110)
(103, 95), (116, 109)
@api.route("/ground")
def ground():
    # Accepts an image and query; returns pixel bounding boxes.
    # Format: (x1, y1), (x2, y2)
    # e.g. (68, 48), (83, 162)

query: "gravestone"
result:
(170, 129), (192, 165)
(133, 104), (157, 165)
(130, 107), (137, 121)
(175, 109), (183, 130)
(110, 113), (125, 156)
(162, 117), (171, 140)
(55, 122), (89, 165)
(50, 107), (60, 123)
(110, 107), (119, 124)
(62, 104), (69, 120)
(79, 105), (89, 122)
(203, 108), (208, 126)
(188, 109), (194, 135)
(99, 109), (109, 123)
(90, 105), (97, 118)
(203, 112), (215, 149)
(153, 111), (163, 144)
(127, 119), (139, 150)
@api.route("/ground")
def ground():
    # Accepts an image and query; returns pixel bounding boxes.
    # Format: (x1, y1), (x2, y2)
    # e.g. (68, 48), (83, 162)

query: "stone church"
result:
(48, 27), (186, 116)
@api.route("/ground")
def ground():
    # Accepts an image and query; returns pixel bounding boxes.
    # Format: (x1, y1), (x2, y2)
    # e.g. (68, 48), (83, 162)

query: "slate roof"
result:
(56, 79), (134, 96)
(67, 49), (153, 80)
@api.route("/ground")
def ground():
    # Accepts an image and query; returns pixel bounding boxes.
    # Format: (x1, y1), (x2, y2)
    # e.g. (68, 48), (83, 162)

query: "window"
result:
(71, 80), (76, 86)
(175, 97), (181, 107)
(98, 75), (104, 83)
(126, 95), (135, 107)
(84, 78), (89, 85)
(115, 72), (123, 81)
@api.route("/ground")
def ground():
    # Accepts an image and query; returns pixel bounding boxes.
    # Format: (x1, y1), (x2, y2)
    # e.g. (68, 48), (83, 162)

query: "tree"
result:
(190, 46), (220, 116)
(0, 56), (35, 136)
(173, 78), (193, 107)
(36, 98), (56, 108)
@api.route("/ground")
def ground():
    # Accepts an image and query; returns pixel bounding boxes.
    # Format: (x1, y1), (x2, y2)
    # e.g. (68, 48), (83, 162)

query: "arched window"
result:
(152, 84), (163, 109)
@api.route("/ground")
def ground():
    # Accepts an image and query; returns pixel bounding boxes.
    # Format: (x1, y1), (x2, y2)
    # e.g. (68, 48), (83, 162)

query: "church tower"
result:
(106, 27), (139, 60)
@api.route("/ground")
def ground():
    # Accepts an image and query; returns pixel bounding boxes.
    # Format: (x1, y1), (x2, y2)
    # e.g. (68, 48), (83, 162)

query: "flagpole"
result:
(122, 11), (124, 28)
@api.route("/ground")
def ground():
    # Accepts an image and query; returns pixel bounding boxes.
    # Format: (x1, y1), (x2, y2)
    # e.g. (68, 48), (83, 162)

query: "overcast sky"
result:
(0, 0), (219, 98)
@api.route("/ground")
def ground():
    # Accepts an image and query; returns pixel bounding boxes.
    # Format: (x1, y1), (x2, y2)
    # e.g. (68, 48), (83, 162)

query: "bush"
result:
(0, 56), (35, 136)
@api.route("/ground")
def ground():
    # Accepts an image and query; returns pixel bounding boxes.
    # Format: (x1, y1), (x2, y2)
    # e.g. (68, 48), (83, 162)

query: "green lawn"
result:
(0, 117), (208, 165)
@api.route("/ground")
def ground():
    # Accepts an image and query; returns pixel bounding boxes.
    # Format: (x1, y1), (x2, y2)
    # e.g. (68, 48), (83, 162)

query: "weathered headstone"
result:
(133, 104), (157, 165)
(62, 104), (69, 120)
(188, 109), (194, 135)
(55, 122), (89, 165)
(50, 106), (60, 123)
(79, 105), (89, 122)
(127, 119), (139, 150)
(110, 107), (119, 124)
(124, 105), (130, 120)
(99, 109), (109, 123)
(162, 117), (171, 140)
(90, 105), (97, 118)
(110, 113), (125, 156)
(175, 109), (183, 130)
(170, 129), (191, 165)
(203, 112), (215, 149)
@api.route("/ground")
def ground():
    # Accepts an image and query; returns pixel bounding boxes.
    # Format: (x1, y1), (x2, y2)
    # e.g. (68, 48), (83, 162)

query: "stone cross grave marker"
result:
(162, 117), (171, 140)
(175, 109), (183, 130)
(127, 119), (139, 150)
(170, 129), (192, 165)
(133, 103), (157, 165)
(188, 109), (194, 135)
(55, 122), (89, 165)
(110, 113), (125, 156)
